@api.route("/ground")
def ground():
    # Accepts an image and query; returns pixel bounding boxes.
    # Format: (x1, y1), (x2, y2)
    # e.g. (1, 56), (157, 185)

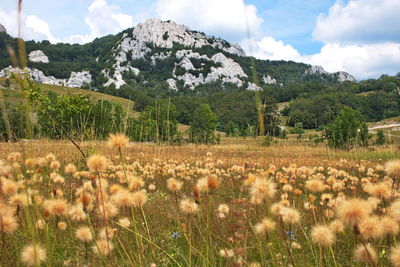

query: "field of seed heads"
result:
(0, 134), (400, 267)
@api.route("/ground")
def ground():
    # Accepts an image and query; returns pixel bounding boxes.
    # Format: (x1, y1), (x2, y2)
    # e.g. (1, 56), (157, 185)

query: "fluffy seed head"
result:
(385, 160), (400, 178)
(336, 198), (372, 226)
(311, 225), (335, 247)
(132, 191), (147, 208)
(21, 243), (46, 266)
(167, 178), (183, 192)
(280, 207), (300, 224)
(92, 239), (114, 255)
(179, 199), (199, 214)
(249, 177), (276, 202)
(87, 155), (108, 172)
(390, 245), (400, 267)
(254, 218), (276, 235)
(353, 244), (377, 265)
(358, 216), (384, 240)
(108, 133), (129, 149)
(306, 179), (325, 192)
(75, 226), (93, 242)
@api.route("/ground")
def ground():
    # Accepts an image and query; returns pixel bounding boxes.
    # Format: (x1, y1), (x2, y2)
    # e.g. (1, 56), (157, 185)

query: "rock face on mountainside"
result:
(0, 24), (6, 33)
(102, 18), (247, 89)
(28, 50), (49, 63)
(0, 18), (357, 90)
(305, 65), (355, 82)
(0, 67), (91, 88)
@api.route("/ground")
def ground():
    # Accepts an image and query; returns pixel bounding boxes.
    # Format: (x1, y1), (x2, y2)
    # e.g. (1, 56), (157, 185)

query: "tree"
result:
(325, 107), (366, 149)
(189, 104), (217, 144)
(376, 129), (385, 145)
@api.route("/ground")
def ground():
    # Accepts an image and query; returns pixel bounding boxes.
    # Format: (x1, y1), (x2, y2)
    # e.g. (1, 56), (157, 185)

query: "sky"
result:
(1, 0), (399, 80)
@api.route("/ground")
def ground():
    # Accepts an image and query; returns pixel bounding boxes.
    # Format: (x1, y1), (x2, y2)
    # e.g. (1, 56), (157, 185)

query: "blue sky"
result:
(1, 0), (399, 79)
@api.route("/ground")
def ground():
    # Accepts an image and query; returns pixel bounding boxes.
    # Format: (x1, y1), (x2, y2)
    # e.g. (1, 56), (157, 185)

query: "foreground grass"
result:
(0, 138), (399, 266)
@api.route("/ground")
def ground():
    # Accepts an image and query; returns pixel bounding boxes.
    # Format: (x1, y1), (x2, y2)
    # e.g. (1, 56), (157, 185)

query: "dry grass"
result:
(0, 138), (400, 266)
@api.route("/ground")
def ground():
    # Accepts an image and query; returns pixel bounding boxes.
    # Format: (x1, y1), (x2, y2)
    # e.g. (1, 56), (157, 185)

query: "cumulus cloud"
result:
(303, 42), (400, 79)
(314, 0), (400, 44)
(0, 9), (60, 43)
(155, 0), (263, 42)
(241, 37), (301, 61)
(65, 0), (134, 43)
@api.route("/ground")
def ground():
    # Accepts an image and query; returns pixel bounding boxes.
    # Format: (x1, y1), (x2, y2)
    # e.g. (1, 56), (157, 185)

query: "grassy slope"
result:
(0, 77), (139, 118)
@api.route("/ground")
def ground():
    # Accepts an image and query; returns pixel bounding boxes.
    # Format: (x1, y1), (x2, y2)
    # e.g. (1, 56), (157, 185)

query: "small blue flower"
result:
(285, 230), (296, 240)
(171, 231), (179, 240)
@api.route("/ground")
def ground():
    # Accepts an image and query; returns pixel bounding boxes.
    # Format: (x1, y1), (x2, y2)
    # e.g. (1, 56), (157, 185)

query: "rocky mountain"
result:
(0, 19), (355, 91)
(0, 24), (6, 33)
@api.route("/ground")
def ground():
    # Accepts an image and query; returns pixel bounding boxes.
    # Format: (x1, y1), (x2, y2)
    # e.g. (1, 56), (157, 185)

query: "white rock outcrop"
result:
(0, 23), (7, 33)
(67, 71), (92, 87)
(336, 71), (356, 82)
(0, 66), (92, 88)
(305, 65), (329, 75)
(246, 82), (262, 91)
(305, 65), (356, 82)
(28, 50), (49, 63)
(167, 78), (178, 91)
(263, 74), (276, 84)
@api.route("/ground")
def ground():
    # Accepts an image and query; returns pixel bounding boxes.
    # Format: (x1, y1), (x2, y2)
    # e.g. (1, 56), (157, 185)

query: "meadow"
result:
(1, 136), (400, 266)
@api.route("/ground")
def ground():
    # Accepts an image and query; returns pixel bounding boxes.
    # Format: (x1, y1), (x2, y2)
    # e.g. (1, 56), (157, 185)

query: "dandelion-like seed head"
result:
(108, 133), (129, 149)
(311, 225), (335, 247)
(21, 243), (46, 266)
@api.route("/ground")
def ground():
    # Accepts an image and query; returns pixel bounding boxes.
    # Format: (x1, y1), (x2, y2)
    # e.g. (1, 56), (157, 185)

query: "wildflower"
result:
(390, 245), (400, 267)
(69, 204), (87, 221)
(358, 216), (383, 240)
(128, 176), (144, 191)
(97, 202), (119, 219)
(132, 191), (147, 208)
(389, 199), (400, 222)
(207, 175), (219, 189)
(57, 221), (67, 230)
(329, 220), (344, 233)
(381, 216), (399, 236)
(167, 178), (183, 192)
(249, 177), (276, 202)
(92, 239), (114, 255)
(311, 225), (335, 247)
(353, 244), (377, 265)
(179, 199), (199, 214)
(219, 249), (234, 258)
(107, 133), (129, 149)
(87, 155), (108, 172)
(43, 199), (69, 217)
(285, 230), (296, 240)
(171, 231), (179, 240)
(98, 227), (117, 239)
(218, 204), (229, 214)
(75, 226), (93, 242)
(111, 189), (134, 208)
(280, 207), (300, 224)
(64, 164), (77, 174)
(254, 218), (276, 235)
(336, 198), (372, 226)
(50, 160), (61, 170)
(118, 217), (131, 228)
(385, 160), (400, 178)
(306, 179), (325, 192)
(196, 177), (209, 193)
(21, 243), (46, 266)
(0, 215), (18, 233)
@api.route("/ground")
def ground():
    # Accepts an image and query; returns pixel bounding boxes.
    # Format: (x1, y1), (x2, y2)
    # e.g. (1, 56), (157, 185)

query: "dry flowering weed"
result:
(0, 141), (398, 266)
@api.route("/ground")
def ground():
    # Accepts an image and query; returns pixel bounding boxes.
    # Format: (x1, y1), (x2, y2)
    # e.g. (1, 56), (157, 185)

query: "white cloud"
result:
(154, 0), (263, 42)
(66, 0), (134, 43)
(314, 0), (400, 44)
(26, 15), (60, 44)
(241, 37), (301, 61)
(0, 9), (60, 43)
(303, 42), (400, 79)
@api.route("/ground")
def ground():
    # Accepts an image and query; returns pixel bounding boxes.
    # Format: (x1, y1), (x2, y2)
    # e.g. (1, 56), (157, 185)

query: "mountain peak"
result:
(130, 18), (246, 57)
(0, 23), (6, 33)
